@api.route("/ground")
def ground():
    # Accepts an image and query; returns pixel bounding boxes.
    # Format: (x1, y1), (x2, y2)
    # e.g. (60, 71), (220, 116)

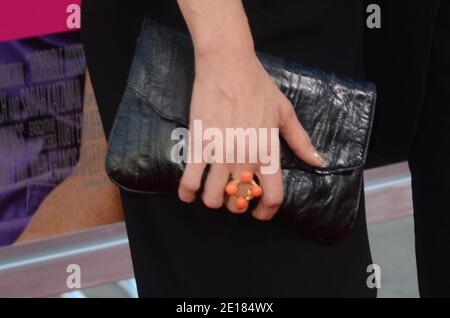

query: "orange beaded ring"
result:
(225, 171), (263, 210)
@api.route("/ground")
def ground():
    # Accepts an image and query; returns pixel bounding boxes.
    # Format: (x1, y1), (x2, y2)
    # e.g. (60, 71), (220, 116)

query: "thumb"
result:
(278, 96), (326, 168)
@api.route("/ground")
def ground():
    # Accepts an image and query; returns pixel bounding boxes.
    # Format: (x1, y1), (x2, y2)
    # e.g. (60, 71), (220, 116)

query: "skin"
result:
(15, 73), (124, 243)
(177, 0), (324, 221)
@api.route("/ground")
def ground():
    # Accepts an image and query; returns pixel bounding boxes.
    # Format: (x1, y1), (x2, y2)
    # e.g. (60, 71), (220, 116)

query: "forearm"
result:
(177, 0), (254, 57)
(15, 166), (124, 243)
(15, 73), (124, 243)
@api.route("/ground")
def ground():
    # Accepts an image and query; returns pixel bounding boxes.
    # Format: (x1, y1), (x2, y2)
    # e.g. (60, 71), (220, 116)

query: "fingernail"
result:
(314, 151), (326, 167)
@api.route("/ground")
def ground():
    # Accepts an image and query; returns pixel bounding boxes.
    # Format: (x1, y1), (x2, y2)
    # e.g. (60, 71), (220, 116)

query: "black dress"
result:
(365, 0), (450, 297)
(81, 0), (375, 297)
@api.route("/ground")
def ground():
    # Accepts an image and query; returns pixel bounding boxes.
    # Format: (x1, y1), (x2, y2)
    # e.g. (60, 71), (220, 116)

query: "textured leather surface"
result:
(106, 18), (376, 242)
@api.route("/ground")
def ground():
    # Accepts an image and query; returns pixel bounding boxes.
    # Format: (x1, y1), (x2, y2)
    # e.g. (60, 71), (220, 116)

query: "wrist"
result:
(193, 29), (255, 61)
(194, 34), (257, 74)
(194, 47), (258, 80)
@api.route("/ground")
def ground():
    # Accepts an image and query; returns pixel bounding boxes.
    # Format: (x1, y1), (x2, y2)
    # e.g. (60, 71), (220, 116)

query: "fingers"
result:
(178, 162), (207, 203)
(202, 164), (229, 209)
(181, 160), (283, 221)
(279, 95), (326, 167)
(251, 168), (284, 221)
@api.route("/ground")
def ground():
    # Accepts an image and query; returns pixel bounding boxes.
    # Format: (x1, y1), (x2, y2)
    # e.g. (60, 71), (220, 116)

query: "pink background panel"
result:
(0, 0), (81, 42)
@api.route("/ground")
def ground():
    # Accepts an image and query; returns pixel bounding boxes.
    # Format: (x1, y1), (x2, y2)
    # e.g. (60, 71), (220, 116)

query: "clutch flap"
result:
(125, 18), (376, 175)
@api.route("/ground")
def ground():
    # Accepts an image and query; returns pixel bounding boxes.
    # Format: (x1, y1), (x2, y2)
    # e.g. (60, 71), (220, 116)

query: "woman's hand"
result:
(177, 0), (324, 220)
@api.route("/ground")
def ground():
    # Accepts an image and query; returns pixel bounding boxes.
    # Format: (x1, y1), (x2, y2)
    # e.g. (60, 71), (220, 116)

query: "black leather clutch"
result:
(106, 18), (377, 243)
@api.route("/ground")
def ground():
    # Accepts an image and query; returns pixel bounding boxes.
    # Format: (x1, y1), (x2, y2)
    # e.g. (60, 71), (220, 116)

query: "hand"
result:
(178, 48), (325, 220)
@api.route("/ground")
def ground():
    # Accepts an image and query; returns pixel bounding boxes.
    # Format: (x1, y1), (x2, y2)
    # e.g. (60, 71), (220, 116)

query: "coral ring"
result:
(225, 171), (263, 210)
